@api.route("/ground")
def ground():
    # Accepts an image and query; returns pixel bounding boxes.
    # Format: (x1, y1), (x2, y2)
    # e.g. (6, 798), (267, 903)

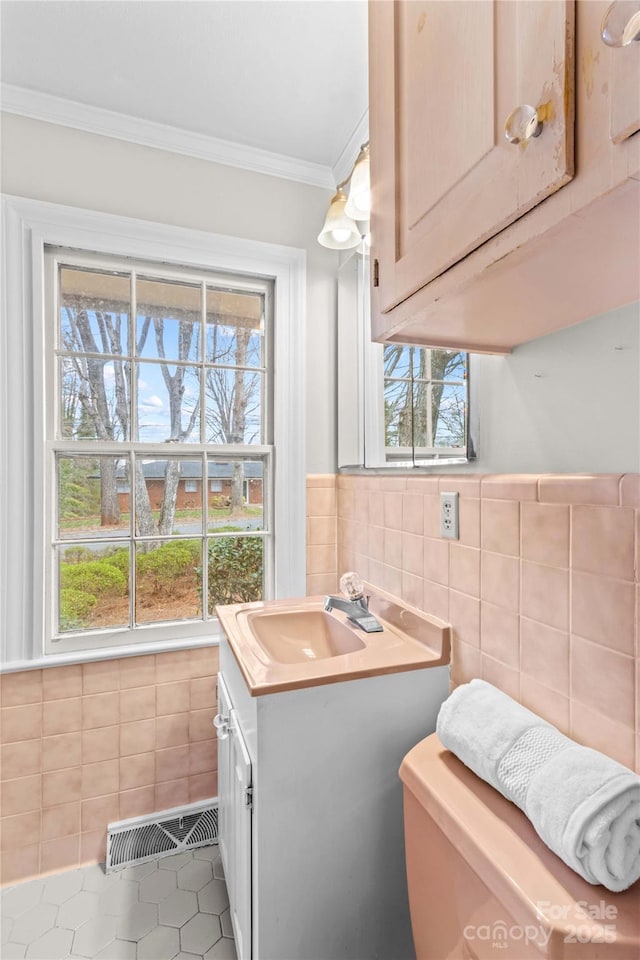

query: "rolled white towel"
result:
(436, 679), (640, 892)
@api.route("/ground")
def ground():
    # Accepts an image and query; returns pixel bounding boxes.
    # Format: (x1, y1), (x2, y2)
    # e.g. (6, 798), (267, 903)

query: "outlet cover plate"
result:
(440, 491), (459, 540)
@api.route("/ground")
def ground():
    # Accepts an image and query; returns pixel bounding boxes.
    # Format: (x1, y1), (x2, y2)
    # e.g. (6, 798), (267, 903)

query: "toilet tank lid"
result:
(400, 734), (640, 951)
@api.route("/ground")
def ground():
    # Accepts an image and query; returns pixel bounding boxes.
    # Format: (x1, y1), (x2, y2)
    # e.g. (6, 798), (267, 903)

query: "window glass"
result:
(50, 253), (272, 648)
(383, 344), (467, 460)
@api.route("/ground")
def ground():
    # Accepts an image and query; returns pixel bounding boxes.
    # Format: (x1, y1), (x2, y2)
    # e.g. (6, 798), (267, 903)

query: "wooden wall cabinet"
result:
(369, 0), (640, 353)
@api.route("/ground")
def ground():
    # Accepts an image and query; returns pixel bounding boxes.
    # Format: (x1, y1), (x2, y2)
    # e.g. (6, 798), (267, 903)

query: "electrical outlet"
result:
(440, 491), (459, 540)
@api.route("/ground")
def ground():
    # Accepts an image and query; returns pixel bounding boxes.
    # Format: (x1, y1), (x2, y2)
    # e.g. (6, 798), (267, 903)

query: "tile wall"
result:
(306, 475), (338, 596)
(0, 648), (218, 886)
(334, 473), (640, 775)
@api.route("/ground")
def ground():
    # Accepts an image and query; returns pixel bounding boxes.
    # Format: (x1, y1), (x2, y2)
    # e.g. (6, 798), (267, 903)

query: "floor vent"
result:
(106, 799), (218, 872)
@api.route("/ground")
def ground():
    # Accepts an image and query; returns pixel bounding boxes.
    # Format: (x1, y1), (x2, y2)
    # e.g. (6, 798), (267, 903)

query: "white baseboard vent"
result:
(106, 798), (218, 872)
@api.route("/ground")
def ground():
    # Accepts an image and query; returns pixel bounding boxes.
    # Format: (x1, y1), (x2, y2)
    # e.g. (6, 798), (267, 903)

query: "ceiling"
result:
(0, 0), (368, 183)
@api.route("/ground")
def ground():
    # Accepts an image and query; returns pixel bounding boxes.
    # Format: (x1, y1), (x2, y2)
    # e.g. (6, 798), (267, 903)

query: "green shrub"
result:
(59, 587), (97, 631)
(206, 537), (263, 608)
(136, 541), (199, 596)
(101, 547), (130, 575)
(60, 560), (127, 598)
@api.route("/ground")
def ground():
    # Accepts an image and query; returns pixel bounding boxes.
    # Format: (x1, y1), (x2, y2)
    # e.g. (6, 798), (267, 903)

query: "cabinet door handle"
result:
(504, 105), (543, 145)
(213, 713), (230, 739)
(601, 1), (640, 46)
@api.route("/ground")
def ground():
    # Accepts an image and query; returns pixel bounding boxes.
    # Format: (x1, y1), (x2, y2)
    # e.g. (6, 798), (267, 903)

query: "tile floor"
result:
(0, 846), (236, 960)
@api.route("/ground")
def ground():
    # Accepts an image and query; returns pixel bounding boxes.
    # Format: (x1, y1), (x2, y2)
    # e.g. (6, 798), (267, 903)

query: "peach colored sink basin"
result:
(217, 584), (451, 696)
(245, 609), (366, 663)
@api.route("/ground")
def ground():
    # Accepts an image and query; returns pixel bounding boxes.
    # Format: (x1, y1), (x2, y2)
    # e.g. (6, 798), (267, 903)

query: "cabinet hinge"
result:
(244, 786), (253, 809)
(373, 258), (380, 287)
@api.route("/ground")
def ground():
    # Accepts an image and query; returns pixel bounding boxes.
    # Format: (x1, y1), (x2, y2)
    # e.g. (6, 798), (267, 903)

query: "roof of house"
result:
(116, 460), (263, 480)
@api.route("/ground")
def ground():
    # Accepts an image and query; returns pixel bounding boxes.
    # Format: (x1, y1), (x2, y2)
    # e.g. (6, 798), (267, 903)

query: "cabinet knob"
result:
(601, 1), (640, 46)
(213, 713), (230, 739)
(504, 105), (543, 145)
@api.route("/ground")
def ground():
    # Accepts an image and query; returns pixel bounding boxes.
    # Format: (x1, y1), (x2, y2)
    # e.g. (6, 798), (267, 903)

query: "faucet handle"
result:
(339, 571), (364, 600)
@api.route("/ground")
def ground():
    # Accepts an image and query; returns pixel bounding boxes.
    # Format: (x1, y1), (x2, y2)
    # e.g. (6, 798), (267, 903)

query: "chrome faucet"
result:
(324, 572), (383, 634)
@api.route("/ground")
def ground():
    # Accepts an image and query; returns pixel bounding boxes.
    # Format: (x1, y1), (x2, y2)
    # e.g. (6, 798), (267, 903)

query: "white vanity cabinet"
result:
(216, 633), (450, 960)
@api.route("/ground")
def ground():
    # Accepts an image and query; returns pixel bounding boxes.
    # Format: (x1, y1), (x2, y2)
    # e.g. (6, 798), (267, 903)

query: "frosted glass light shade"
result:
(345, 145), (371, 220)
(317, 189), (361, 250)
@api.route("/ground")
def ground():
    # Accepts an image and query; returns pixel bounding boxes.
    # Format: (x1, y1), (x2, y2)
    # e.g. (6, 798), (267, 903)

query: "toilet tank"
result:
(400, 735), (640, 960)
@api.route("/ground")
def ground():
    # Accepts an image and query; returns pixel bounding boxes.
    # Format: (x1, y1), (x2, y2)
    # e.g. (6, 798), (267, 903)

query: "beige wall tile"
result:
(481, 499), (520, 557)
(449, 544), (480, 598)
(480, 603), (519, 667)
(155, 778), (188, 811)
(81, 759), (119, 799)
(1, 670), (42, 706)
(571, 571), (635, 654)
(570, 637), (634, 728)
(82, 726), (120, 764)
(120, 719), (156, 757)
(520, 618), (569, 696)
(1, 703), (43, 743)
(119, 753), (155, 791)
(1, 739), (41, 780)
(42, 665), (82, 701)
(521, 502), (569, 568)
(42, 768), (82, 807)
(571, 505), (635, 581)
(156, 681), (190, 717)
(43, 698), (81, 737)
(481, 553), (519, 612)
(2, 775), (41, 816)
(82, 660), (120, 695)
(119, 785), (155, 820)
(42, 732), (82, 771)
(41, 801), (80, 840)
(120, 686), (156, 723)
(521, 561), (569, 631)
(119, 655), (156, 689)
(82, 691), (119, 730)
(40, 835), (80, 874)
(538, 475), (621, 505)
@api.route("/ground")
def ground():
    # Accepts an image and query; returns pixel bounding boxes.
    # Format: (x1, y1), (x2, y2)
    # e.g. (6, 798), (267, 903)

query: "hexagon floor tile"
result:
(0, 847), (234, 960)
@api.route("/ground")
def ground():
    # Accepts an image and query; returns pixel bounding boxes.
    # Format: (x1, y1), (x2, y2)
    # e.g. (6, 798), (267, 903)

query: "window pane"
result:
(206, 288), (263, 367)
(430, 348), (466, 381)
(207, 536), (264, 613)
(60, 358), (130, 440)
(136, 278), (201, 363)
(134, 458), (203, 536)
(384, 378), (413, 447)
(57, 542), (130, 633)
(136, 361), (200, 442)
(204, 368), (262, 443)
(207, 460), (264, 532)
(60, 268), (130, 358)
(57, 456), (130, 540)
(433, 383), (467, 447)
(383, 344), (412, 379)
(135, 539), (202, 624)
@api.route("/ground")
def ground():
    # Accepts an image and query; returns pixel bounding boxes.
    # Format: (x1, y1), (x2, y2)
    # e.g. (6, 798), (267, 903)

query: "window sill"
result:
(0, 630), (222, 674)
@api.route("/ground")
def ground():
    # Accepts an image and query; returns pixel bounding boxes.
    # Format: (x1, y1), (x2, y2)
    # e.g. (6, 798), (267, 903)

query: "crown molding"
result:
(1, 84), (336, 190)
(332, 109), (369, 186)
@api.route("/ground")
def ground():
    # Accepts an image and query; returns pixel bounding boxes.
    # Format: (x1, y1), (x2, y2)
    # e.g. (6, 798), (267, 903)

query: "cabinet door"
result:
(607, 7), (640, 143)
(216, 673), (232, 880)
(216, 674), (252, 958)
(370, 0), (575, 314)
(227, 709), (252, 960)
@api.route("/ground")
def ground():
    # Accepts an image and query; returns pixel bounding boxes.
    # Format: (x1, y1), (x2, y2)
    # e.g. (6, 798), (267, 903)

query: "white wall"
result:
(473, 301), (640, 473)
(0, 112), (339, 473)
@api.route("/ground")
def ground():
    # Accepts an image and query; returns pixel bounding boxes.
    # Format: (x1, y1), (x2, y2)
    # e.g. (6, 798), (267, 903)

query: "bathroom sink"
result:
(244, 609), (366, 663)
(216, 586), (451, 695)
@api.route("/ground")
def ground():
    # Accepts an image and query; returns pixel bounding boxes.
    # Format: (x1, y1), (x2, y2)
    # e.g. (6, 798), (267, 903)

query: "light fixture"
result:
(317, 187), (362, 250)
(344, 143), (371, 220)
(317, 140), (371, 251)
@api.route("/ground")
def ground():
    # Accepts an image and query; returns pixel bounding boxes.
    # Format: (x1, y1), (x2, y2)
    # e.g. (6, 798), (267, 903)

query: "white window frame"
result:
(184, 480), (199, 494)
(1, 195), (306, 668)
